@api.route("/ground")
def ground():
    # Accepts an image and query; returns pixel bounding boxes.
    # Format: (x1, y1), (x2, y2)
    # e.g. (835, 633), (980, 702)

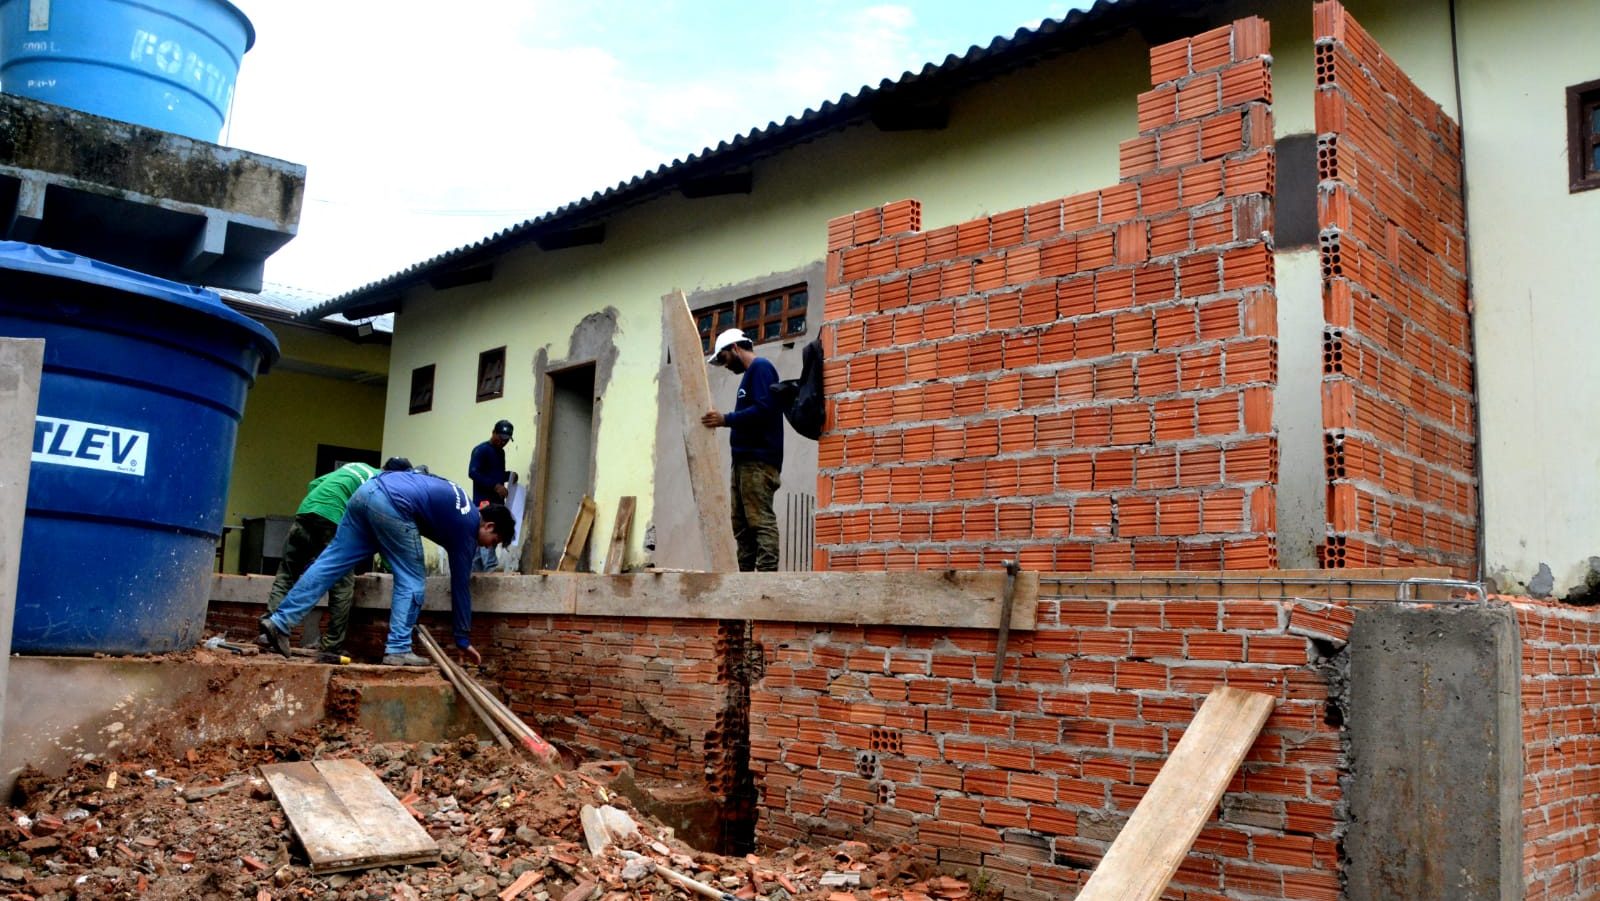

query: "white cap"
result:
(707, 327), (750, 364)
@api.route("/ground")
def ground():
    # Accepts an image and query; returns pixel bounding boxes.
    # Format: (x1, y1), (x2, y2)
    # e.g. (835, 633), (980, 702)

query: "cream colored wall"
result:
(383, 32), (1153, 570)
(223, 327), (388, 573)
(1457, 0), (1600, 597)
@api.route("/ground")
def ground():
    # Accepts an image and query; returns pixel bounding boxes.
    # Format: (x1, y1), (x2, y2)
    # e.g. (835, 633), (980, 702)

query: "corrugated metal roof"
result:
(303, 0), (1175, 321)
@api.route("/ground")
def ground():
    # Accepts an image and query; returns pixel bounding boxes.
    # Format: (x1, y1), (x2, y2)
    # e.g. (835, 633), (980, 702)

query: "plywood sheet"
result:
(661, 290), (739, 572)
(261, 759), (438, 874)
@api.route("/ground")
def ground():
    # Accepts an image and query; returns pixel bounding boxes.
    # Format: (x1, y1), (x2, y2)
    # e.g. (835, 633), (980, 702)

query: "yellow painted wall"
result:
(222, 326), (387, 573)
(1457, 0), (1600, 596)
(378, 0), (1463, 571)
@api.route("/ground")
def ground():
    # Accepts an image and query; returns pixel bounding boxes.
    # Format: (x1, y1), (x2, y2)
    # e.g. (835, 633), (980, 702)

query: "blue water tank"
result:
(0, 242), (278, 655)
(0, 0), (253, 142)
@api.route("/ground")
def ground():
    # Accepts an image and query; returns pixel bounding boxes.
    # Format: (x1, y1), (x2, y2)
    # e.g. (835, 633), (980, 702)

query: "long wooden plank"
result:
(261, 760), (438, 874)
(662, 290), (738, 572)
(1075, 687), (1276, 901)
(556, 496), (597, 572)
(603, 496), (636, 574)
(215, 570), (1038, 629)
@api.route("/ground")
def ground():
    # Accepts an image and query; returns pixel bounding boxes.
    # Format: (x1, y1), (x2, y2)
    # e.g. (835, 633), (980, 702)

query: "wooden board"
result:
(573, 570), (1041, 630)
(661, 290), (739, 572)
(603, 496), (636, 574)
(260, 759), (438, 874)
(1075, 687), (1276, 901)
(556, 496), (597, 572)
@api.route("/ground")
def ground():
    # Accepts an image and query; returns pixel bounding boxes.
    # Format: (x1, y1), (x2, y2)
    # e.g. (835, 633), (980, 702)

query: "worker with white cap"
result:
(701, 327), (783, 571)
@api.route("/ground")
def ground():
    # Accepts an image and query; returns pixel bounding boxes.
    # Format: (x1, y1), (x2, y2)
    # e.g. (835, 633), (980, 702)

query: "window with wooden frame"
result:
(695, 283), (809, 353)
(476, 346), (506, 402)
(1570, 78), (1600, 193)
(408, 365), (435, 415)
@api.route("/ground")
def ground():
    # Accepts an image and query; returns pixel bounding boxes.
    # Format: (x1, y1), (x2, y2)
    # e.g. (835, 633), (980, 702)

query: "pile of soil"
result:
(2, 724), (993, 901)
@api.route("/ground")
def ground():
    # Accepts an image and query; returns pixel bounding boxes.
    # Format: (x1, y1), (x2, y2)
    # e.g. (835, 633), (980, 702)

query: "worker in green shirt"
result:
(265, 458), (408, 656)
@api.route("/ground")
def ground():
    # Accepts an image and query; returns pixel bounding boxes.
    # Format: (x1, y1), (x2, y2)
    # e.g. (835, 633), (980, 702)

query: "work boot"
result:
(258, 616), (292, 658)
(381, 653), (432, 667)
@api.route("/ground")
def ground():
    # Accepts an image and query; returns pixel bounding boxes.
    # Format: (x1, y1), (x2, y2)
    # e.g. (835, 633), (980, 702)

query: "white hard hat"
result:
(708, 328), (750, 364)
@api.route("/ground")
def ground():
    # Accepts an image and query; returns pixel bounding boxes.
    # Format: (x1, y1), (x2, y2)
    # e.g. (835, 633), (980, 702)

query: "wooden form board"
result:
(661, 290), (738, 572)
(260, 759), (438, 874)
(556, 496), (597, 572)
(603, 496), (636, 574)
(1075, 687), (1276, 901)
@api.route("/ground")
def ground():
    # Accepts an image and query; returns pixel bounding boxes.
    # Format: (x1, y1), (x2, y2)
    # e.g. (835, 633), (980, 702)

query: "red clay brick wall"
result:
(750, 590), (1352, 900)
(814, 19), (1280, 574)
(488, 615), (738, 791)
(1513, 598), (1600, 900)
(1313, 1), (1477, 575)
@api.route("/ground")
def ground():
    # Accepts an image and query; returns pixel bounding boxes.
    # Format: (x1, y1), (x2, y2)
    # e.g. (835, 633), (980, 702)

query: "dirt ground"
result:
(2, 723), (994, 901)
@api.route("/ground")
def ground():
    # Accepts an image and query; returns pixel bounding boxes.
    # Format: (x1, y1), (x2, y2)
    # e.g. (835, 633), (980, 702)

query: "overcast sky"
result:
(225, 1), (1073, 297)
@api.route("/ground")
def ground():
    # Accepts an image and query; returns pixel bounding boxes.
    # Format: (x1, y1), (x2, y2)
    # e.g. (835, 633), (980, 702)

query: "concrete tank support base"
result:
(1346, 603), (1523, 900)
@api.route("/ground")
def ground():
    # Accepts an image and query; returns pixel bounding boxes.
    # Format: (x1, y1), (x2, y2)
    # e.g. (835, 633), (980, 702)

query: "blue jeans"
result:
(267, 481), (428, 656)
(472, 544), (499, 572)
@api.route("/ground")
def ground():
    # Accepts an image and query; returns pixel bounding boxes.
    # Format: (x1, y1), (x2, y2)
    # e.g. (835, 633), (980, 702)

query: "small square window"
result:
(409, 365), (435, 415)
(476, 347), (506, 402)
(1569, 78), (1600, 193)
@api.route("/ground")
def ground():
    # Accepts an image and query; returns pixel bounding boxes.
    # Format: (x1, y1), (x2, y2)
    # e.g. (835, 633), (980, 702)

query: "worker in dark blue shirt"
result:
(259, 470), (515, 666)
(468, 419), (516, 571)
(702, 328), (783, 571)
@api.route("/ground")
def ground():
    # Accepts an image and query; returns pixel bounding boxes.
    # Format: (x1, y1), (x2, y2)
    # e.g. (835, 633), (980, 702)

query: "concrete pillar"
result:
(1345, 603), (1523, 900)
(0, 338), (44, 760)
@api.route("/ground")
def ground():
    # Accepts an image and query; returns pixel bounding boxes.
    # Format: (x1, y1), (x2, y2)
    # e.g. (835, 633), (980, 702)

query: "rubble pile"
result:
(2, 725), (993, 901)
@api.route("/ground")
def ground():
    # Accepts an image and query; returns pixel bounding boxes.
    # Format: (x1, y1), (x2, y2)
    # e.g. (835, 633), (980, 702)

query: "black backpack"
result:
(771, 338), (825, 440)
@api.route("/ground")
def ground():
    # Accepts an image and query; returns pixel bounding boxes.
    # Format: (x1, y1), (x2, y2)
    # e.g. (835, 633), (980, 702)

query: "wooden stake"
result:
(603, 496), (636, 574)
(556, 496), (596, 572)
(661, 290), (738, 572)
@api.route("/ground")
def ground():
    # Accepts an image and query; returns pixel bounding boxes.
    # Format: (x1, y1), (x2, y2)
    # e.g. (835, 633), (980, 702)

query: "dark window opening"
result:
(695, 284), (809, 353)
(409, 364), (435, 415)
(477, 346), (506, 402)
(1570, 78), (1600, 193)
(1274, 134), (1318, 249)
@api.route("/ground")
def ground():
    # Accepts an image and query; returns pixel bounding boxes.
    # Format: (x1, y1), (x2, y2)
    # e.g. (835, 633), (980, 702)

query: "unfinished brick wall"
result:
(1313, 0), (1477, 575)
(1514, 598), (1600, 900)
(814, 19), (1279, 573)
(488, 615), (738, 790)
(750, 588), (1350, 900)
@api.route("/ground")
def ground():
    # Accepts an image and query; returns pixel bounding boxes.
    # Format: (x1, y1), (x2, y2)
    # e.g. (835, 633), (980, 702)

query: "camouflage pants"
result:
(266, 513), (356, 652)
(731, 461), (781, 572)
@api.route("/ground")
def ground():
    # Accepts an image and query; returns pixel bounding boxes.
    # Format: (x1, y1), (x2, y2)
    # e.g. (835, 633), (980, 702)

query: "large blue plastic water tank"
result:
(0, 242), (278, 655)
(0, 0), (253, 142)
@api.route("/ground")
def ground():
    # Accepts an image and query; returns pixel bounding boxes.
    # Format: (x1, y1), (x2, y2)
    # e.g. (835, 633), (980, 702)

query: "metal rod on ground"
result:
(417, 628), (558, 765)
(417, 630), (514, 751)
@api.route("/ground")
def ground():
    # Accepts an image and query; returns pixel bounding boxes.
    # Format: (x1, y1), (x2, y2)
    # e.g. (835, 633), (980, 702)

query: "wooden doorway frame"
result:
(521, 360), (599, 572)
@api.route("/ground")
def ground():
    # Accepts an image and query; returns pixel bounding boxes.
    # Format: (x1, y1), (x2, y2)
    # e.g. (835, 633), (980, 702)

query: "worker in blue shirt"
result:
(702, 328), (783, 571)
(258, 470), (515, 666)
(467, 419), (516, 572)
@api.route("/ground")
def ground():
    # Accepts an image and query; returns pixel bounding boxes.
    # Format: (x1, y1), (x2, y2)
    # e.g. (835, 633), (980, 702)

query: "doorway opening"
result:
(536, 363), (597, 570)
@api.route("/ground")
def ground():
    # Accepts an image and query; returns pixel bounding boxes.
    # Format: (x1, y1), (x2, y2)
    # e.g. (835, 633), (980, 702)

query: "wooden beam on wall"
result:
(661, 290), (738, 572)
(604, 496), (636, 574)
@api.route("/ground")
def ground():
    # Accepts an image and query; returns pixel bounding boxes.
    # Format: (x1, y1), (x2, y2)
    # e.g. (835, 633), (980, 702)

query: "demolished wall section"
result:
(814, 19), (1280, 573)
(1312, 0), (1477, 575)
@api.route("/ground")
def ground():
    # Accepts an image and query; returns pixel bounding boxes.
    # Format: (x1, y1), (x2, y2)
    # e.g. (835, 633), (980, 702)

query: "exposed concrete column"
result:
(0, 338), (44, 761)
(1345, 603), (1523, 900)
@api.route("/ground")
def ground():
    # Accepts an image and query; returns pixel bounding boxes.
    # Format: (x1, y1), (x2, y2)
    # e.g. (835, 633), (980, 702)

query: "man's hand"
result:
(459, 644), (482, 666)
(701, 411), (726, 428)
(495, 483), (509, 499)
